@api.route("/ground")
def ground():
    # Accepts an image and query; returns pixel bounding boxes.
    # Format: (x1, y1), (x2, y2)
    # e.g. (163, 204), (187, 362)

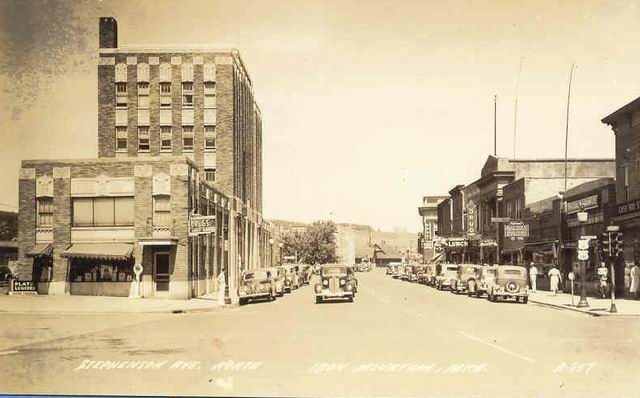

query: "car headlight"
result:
(323, 279), (329, 286)
(340, 279), (346, 286)
(345, 283), (353, 291)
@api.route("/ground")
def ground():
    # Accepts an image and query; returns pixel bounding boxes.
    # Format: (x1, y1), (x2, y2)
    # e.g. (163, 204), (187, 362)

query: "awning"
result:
(524, 241), (558, 257)
(428, 252), (443, 264)
(61, 243), (134, 261)
(26, 243), (52, 258)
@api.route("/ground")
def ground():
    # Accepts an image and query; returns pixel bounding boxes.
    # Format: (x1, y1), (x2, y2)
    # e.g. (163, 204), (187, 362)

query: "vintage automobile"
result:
(400, 265), (412, 281)
(268, 266), (285, 296)
(416, 265), (428, 284)
(298, 265), (312, 286)
(238, 269), (277, 305)
(486, 265), (529, 303)
(391, 262), (404, 279)
(435, 264), (459, 291)
(424, 263), (438, 285)
(407, 265), (420, 282)
(450, 264), (482, 294)
(472, 266), (498, 297)
(386, 264), (395, 275)
(314, 264), (357, 303)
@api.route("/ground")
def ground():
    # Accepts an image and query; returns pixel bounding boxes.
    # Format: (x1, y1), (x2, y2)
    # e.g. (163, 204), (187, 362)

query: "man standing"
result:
(631, 262), (640, 300)
(597, 262), (608, 299)
(217, 267), (227, 305)
(529, 262), (538, 292)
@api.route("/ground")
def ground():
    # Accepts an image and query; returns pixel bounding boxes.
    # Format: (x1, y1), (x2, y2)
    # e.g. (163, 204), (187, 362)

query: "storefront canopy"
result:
(26, 243), (52, 258)
(62, 243), (134, 261)
(524, 241), (558, 256)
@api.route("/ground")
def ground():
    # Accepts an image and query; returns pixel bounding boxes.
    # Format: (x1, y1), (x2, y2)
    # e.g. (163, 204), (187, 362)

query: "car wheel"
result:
(467, 281), (475, 295)
(515, 297), (520, 303)
(315, 296), (322, 304)
(523, 296), (528, 304)
(348, 296), (354, 303)
(239, 298), (247, 305)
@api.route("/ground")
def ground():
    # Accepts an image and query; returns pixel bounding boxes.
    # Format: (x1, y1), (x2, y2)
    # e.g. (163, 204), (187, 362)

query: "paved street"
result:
(1, 269), (639, 398)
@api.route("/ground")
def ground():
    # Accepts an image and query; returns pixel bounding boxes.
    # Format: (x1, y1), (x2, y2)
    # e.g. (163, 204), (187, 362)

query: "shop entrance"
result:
(155, 252), (170, 292)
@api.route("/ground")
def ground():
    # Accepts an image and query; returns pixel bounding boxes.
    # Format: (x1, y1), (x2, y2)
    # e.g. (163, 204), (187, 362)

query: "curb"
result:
(0, 303), (240, 315)
(529, 299), (640, 317)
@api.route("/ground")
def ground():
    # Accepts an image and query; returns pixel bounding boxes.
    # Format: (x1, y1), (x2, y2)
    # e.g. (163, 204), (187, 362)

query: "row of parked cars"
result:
(388, 262), (529, 304)
(238, 263), (313, 305)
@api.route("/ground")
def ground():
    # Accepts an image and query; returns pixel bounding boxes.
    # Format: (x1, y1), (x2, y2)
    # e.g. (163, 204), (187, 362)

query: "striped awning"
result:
(26, 243), (52, 258)
(61, 243), (134, 261)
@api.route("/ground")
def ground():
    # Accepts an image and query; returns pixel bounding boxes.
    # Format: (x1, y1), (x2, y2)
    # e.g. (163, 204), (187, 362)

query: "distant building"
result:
(418, 196), (447, 262)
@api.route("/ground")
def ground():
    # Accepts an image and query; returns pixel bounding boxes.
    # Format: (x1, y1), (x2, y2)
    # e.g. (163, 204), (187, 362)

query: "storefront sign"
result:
(466, 200), (476, 236)
(11, 280), (37, 294)
(566, 194), (599, 214)
(504, 221), (529, 240)
(424, 222), (433, 241)
(618, 198), (640, 217)
(480, 239), (498, 247)
(445, 238), (468, 248)
(189, 215), (216, 234)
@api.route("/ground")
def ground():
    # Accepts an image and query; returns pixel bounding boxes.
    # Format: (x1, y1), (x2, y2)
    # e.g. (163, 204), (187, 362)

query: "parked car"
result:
(299, 265), (312, 286)
(268, 267), (285, 296)
(451, 264), (482, 294)
(435, 264), (459, 291)
(238, 269), (277, 305)
(386, 265), (395, 275)
(407, 265), (419, 282)
(416, 265), (428, 284)
(473, 266), (498, 297)
(486, 265), (529, 303)
(314, 264), (356, 303)
(424, 263), (439, 285)
(392, 262), (404, 279)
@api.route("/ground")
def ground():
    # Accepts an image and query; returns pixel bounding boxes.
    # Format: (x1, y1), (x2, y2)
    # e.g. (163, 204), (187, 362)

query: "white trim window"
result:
(37, 197), (53, 227)
(115, 82), (128, 108)
(182, 125), (194, 151)
(205, 125), (216, 151)
(138, 126), (150, 152)
(153, 195), (171, 228)
(115, 126), (128, 152)
(160, 126), (172, 152)
(204, 168), (216, 182)
(182, 82), (194, 107)
(138, 82), (149, 109)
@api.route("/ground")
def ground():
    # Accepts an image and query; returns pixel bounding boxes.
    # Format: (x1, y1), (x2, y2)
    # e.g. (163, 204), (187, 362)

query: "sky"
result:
(1, 0), (640, 232)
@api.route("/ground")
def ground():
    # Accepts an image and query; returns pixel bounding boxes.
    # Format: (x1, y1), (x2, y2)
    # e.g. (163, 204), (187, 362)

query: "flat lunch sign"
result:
(504, 221), (529, 241)
(10, 280), (38, 295)
(189, 215), (216, 235)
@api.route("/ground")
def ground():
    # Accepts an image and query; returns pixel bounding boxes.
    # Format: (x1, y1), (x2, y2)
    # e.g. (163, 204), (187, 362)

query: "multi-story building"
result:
(418, 196), (447, 262)
(16, 17), (270, 300)
(602, 96), (640, 263)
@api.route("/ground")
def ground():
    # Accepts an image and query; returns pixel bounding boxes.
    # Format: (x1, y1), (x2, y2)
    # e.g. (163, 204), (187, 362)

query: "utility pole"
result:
(494, 95), (498, 157)
(560, 63), (575, 275)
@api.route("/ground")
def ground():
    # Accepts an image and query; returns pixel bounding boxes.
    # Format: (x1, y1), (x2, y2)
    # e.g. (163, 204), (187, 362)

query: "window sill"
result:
(204, 148), (216, 152)
(182, 149), (194, 153)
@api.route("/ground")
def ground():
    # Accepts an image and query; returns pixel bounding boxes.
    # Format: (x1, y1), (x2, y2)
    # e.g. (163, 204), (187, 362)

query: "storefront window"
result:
(69, 258), (134, 282)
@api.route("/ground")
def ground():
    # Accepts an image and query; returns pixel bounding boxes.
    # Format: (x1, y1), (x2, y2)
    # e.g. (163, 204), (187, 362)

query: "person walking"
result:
(597, 262), (609, 299)
(548, 265), (562, 296)
(529, 262), (538, 292)
(631, 263), (640, 300)
(217, 267), (227, 305)
(624, 264), (631, 296)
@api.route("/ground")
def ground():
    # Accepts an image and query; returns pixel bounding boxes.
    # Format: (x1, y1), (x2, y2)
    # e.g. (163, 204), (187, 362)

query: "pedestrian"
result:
(624, 264), (631, 296)
(597, 262), (608, 299)
(548, 265), (562, 296)
(217, 267), (227, 305)
(631, 262), (640, 300)
(529, 262), (538, 292)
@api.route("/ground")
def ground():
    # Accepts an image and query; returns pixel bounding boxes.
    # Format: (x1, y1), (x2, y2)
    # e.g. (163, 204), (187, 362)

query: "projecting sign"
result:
(578, 250), (589, 261)
(189, 215), (216, 235)
(577, 239), (589, 250)
(504, 221), (529, 240)
(566, 194), (599, 214)
(466, 200), (476, 236)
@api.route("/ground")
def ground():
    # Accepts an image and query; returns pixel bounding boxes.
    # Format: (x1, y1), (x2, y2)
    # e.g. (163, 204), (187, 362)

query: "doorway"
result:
(155, 252), (170, 293)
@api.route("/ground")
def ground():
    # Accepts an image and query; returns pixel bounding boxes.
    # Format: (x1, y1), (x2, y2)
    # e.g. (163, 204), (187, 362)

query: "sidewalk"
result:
(528, 290), (640, 317)
(0, 293), (235, 314)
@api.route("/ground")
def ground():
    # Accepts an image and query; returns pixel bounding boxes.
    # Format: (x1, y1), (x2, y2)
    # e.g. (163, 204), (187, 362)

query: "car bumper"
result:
(316, 290), (354, 298)
(238, 292), (271, 299)
(495, 290), (528, 298)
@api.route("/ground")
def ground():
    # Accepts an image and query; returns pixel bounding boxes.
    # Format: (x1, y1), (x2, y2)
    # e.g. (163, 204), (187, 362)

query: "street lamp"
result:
(278, 243), (283, 265)
(269, 238), (274, 267)
(576, 210), (589, 308)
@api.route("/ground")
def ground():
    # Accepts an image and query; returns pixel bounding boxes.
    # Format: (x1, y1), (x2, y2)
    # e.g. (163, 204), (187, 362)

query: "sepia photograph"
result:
(1, 0), (640, 397)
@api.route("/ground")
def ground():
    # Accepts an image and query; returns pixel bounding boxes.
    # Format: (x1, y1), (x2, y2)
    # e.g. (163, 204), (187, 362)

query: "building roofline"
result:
(507, 158), (614, 163)
(22, 155), (197, 168)
(601, 96), (640, 125)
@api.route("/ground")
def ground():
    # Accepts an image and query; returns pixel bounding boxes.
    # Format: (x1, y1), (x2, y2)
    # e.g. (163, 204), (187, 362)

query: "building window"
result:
(160, 126), (172, 151)
(115, 126), (127, 152)
(182, 82), (193, 107)
(37, 197), (53, 227)
(205, 136), (216, 150)
(72, 197), (134, 227)
(138, 126), (150, 151)
(160, 82), (171, 94)
(138, 82), (150, 109)
(153, 195), (171, 228)
(183, 136), (194, 151)
(138, 82), (149, 95)
(115, 82), (127, 94)
(204, 168), (216, 182)
(204, 81), (216, 94)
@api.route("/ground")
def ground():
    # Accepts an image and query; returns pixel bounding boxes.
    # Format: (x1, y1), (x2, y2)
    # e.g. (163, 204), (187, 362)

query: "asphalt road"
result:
(1, 268), (639, 397)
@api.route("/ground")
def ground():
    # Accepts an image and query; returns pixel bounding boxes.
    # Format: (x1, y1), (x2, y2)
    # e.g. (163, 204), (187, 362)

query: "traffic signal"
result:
(611, 232), (624, 258)
(601, 233), (611, 257)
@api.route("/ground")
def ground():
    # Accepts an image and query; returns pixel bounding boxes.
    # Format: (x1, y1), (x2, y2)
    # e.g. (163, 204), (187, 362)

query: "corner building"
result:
(16, 17), (271, 300)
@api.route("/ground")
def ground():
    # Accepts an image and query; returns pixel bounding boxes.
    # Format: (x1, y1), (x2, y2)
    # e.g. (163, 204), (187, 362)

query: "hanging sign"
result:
(189, 215), (216, 235)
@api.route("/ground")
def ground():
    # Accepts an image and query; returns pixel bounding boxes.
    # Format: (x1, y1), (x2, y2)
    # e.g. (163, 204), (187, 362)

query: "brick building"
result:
(16, 18), (271, 300)
(418, 196), (447, 262)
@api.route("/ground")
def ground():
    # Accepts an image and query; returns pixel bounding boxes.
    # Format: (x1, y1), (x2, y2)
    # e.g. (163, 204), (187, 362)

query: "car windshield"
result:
(323, 267), (347, 276)
(484, 269), (497, 276)
(464, 267), (476, 273)
(244, 271), (267, 281)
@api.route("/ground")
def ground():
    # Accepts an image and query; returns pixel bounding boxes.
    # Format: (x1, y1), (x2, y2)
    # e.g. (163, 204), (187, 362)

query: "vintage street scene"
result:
(1, 1), (640, 398)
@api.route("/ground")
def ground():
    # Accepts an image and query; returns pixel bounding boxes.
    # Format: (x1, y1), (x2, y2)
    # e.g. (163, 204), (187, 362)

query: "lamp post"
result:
(278, 243), (283, 265)
(607, 225), (619, 313)
(576, 210), (589, 308)
(269, 238), (274, 268)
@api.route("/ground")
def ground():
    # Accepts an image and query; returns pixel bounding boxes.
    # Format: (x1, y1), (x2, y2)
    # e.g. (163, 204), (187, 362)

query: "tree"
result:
(280, 221), (338, 265)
